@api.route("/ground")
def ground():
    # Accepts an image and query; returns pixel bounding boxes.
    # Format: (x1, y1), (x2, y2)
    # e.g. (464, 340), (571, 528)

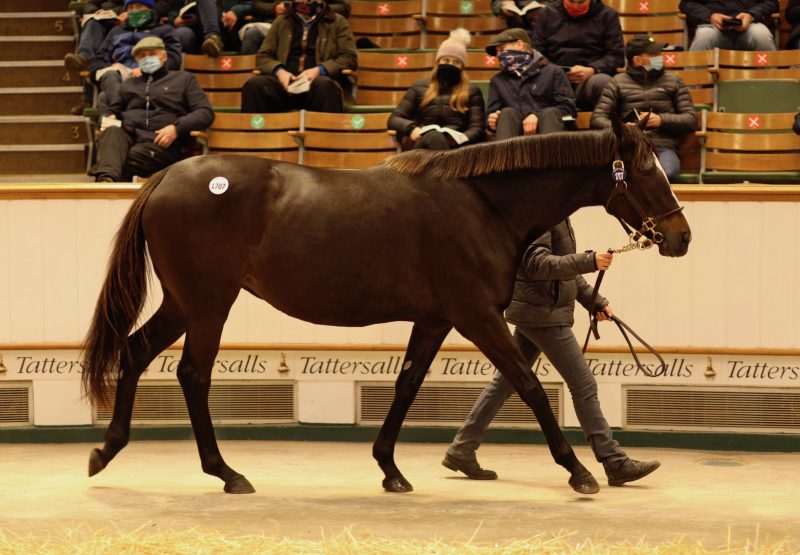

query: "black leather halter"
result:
(581, 158), (681, 377)
(604, 159), (684, 248)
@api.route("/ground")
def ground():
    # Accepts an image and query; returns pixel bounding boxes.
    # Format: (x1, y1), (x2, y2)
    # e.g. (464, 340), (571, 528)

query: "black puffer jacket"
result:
(679, 0), (778, 27)
(590, 68), (697, 151)
(505, 219), (607, 328)
(387, 78), (486, 143)
(486, 52), (577, 119)
(108, 67), (215, 147)
(531, 0), (624, 76)
(785, 0), (800, 48)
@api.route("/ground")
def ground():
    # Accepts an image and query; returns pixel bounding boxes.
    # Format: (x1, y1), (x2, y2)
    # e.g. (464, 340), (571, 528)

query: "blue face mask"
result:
(647, 55), (664, 71)
(498, 49), (533, 76)
(138, 55), (163, 74)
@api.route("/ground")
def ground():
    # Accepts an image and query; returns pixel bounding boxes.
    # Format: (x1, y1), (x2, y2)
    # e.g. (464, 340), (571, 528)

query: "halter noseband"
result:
(604, 158), (684, 252)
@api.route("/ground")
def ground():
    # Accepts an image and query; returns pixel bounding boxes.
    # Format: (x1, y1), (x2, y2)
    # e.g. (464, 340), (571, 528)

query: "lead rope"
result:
(581, 161), (668, 378)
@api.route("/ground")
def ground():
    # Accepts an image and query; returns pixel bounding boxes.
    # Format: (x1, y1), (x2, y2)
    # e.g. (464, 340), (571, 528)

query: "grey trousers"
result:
(448, 325), (626, 464)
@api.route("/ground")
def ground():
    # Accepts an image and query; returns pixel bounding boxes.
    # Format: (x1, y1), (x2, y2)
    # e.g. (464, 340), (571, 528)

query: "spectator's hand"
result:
(709, 12), (730, 30)
(276, 68), (294, 90)
(154, 124), (178, 148)
(500, 0), (517, 15)
(638, 111), (661, 128)
(595, 251), (613, 270)
(522, 113), (538, 135)
(222, 10), (238, 30)
(566, 65), (595, 84)
(487, 109), (501, 131)
(299, 66), (321, 83)
(410, 127), (422, 141)
(118, 11), (128, 22)
(275, 1), (289, 15)
(735, 11), (753, 31)
(596, 305), (614, 321)
(174, 14), (194, 27)
(130, 67), (142, 78)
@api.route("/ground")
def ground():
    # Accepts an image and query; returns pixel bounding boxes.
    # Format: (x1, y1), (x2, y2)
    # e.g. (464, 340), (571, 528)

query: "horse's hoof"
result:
(568, 472), (600, 495)
(88, 448), (107, 477)
(224, 475), (256, 494)
(382, 476), (414, 493)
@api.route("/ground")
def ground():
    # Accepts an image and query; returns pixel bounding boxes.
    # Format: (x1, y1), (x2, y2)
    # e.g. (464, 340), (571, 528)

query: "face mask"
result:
(138, 55), (163, 74)
(435, 63), (462, 87)
(498, 49), (533, 76)
(646, 55), (664, 71)
(293, 1), (323, 18)
(127, 9), (152, 28)
(563, 0), (590, 17)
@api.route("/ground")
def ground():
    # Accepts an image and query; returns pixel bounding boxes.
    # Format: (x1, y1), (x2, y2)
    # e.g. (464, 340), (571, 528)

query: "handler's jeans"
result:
(447, 325), (627, 464)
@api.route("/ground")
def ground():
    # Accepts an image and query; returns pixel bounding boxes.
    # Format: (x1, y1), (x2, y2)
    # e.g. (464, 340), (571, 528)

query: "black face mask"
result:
(435, 63), (462, 87)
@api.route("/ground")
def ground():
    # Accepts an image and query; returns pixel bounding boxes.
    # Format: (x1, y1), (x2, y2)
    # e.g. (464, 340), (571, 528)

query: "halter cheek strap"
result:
(604, 159), (684, 252)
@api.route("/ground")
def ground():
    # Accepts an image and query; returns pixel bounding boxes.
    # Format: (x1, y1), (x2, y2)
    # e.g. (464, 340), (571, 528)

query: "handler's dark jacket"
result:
(531, 0), (624, 77)
(107, 67), (214, 148)
(679, 0), (778, 27)
(89, 17), (181, 76)
(255, 9), (357, 77)
(486, 52), (576, 121)
(505, 219), (607, 328)
(387, 78), (486, 144)
(590, 67), (697, 151)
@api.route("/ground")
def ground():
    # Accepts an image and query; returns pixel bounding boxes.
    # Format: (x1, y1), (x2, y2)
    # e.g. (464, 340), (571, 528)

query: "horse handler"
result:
(443, 219), (661, 486)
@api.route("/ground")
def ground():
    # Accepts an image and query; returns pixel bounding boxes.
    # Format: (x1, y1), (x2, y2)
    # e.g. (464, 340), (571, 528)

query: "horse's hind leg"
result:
(177, 305), (254, 494)
(373, 323), (452, 493)
(457, 313), (599, 494)
(89, 292), (186, 477)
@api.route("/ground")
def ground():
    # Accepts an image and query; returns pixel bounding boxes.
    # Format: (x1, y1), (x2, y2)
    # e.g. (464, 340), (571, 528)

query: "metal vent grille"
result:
(0, 383), (32, 426)
(95, 381), (296, 425)
(625, 386), (800, 433)
(358, 383), (561, 427)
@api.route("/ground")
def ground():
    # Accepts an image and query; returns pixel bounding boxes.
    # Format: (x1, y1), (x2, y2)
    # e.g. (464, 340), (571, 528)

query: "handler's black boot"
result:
(442, 453), (497, 480)
(603, 457), (661, 486)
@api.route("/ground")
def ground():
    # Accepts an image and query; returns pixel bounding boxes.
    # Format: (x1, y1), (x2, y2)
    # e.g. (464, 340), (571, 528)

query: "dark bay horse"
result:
(82, 118), (690, 496)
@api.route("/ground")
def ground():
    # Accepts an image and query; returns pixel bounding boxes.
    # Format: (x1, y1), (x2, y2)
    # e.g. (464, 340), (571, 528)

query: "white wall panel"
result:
(1, 197), (800, 351)
(0, 201), (10, 343)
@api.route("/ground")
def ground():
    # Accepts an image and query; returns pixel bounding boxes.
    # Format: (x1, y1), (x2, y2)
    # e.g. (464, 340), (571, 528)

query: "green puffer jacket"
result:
(255, 10), (357, 77)
(505, 219), (607, 329)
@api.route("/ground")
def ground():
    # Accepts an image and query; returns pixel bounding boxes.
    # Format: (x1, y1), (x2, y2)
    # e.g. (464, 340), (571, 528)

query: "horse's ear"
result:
(610, 112), (625, 141)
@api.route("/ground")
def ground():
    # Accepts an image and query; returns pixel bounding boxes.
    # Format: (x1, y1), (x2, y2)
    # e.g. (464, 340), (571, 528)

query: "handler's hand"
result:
(596, 305), (614, 321)
(595, 251), (613, 270)
(153, 124), (178, 148)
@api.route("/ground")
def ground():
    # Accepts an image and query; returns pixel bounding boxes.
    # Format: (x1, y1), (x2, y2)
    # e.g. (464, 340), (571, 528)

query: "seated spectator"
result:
(680, 0), (777, 51)
(531, 0), (624, 110)
(170, 0), (251, 57)
(241, 0), (357, 113)
(484, 28), (577, 139)
(88, 0), (181, 112)
(785, 0), (800, 49)
(388, 30), (485, 150)
(90, 37), (214, 182)
(65, 1), (125, 115)
(492, 0), (548, 32)
(591, 35), (697, 181)
(242, 0), (350, 55)
(794, 111), (800, 134)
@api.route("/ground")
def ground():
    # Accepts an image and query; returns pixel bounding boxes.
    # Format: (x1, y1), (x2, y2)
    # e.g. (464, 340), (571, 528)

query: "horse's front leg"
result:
(177, 314), (254, 494)
(457, 313), (599, 494)
(373, 323), (452, 493)
(89, 297), (185, 476)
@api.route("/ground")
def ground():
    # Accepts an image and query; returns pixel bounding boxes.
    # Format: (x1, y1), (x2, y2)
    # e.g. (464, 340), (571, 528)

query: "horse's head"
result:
(604, 116), (691, 257)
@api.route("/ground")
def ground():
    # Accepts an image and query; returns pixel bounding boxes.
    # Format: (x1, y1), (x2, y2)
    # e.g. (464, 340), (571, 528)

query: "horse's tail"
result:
(81, 168), (169, 405)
